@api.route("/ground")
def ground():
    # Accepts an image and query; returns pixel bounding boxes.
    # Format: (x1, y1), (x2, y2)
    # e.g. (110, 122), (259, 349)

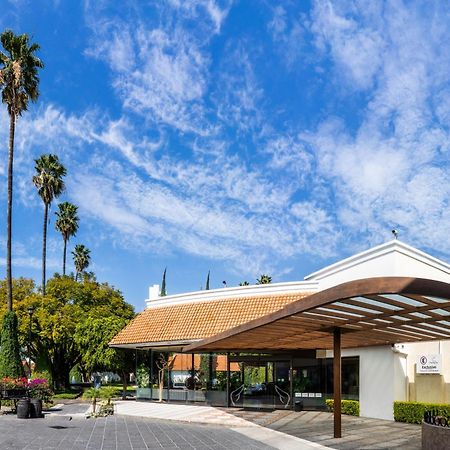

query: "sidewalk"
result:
(115, 401), (332, 450)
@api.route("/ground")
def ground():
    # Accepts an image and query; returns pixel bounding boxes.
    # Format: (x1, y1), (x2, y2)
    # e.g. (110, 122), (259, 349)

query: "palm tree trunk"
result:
(63, 238), (67, 275)
(6, 113), (16, 312)
(42, 202), (48, 296)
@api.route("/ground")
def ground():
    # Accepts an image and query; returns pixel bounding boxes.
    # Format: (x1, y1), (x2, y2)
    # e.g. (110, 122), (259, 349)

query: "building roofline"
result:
(305, 240), (450, 281)
(146, 280), (319, 308)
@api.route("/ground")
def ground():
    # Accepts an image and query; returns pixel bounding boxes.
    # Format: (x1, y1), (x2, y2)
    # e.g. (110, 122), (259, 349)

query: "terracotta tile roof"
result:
(110, 293), (312, 347)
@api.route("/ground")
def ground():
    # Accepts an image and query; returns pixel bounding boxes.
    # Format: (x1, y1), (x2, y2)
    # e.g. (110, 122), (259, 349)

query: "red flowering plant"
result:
(1, 377), (28, 390)
(27, 378), (53, 403)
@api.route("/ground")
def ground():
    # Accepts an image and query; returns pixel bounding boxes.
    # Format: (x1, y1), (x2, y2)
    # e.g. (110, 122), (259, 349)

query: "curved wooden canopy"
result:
(184, 277), (450, 352)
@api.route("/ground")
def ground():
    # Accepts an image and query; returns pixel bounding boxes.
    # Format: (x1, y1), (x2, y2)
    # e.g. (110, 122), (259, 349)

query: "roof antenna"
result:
(391, 229), (398, 240)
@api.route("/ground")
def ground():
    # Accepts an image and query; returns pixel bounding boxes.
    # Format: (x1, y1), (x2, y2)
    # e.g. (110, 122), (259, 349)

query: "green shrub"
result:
(0, 312), (24, 378)
(326, 399), (360, 416)
(394, 401), (450, 424)
(52, 392), (81, 400)
(99, 386), (117, 405)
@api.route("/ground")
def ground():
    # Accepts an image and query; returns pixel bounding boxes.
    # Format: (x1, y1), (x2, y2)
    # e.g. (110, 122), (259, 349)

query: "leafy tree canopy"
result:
(0, 275), (134, 388)
(74, 316), (132, 374)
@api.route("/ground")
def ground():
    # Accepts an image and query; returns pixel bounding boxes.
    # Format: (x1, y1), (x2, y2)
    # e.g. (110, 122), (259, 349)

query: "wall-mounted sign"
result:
(417, 354), (442, 374)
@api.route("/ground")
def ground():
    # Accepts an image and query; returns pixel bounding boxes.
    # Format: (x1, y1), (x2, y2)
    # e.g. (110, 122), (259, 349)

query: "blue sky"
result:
(1, 1), (450, 311)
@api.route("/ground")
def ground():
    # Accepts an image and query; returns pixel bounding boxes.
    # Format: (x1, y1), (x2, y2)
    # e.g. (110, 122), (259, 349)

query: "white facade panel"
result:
(342, 346), (404, 420)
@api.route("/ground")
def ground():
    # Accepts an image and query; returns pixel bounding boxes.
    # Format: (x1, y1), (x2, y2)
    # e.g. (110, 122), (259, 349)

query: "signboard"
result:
(417, 354), (442, 374)
(294, 392), (323, 398)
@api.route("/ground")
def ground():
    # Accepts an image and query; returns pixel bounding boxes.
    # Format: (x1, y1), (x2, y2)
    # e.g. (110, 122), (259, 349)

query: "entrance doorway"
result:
(229, 357), (292, 409)
(228, 353), (359, 410)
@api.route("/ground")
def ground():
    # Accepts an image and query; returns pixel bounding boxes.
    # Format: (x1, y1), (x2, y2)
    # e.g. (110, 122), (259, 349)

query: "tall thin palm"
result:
(0, 30), (43, 311)
(72, 244), (91, 281)
(55, 202), (79, 276)
(33, 154), (66, 295)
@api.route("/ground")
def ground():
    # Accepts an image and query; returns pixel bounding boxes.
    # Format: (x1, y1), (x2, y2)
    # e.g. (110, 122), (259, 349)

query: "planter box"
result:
(2, 389), (28, 398)
(422, 421), (450, 450)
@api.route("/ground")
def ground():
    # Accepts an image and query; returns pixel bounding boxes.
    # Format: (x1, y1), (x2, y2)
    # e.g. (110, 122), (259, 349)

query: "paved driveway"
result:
(228, 409), (421, 450)
(0, 411), (273, 450)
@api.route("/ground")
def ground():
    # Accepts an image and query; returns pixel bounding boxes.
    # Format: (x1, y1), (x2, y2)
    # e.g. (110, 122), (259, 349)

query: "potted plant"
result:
(28, 378), (53, 417)
(1, 377), (28, 398)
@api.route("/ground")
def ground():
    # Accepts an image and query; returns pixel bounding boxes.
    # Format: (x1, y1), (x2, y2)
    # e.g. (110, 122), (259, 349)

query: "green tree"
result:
(33, 154), (66, 295)
(0, 278), (34, 378)
(239, 281), (249, 286)
(0, 275), (134, 389)
(72, 244), (91, 281)
(0, 30), (43, 311)
(75, 316), (135, 399)
(55, 202), (79, 276)
(205, 270), (210, 290)
(256, 274), (272, 284)
(160, 267), (167, 296)
(0, 311), (24, 378)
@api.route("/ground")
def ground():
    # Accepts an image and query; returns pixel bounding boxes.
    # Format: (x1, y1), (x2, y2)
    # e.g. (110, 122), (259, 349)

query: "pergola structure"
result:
(184, 277), (450, 438)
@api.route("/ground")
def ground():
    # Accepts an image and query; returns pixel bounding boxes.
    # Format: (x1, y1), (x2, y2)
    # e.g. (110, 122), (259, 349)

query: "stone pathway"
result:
(115, 401), (330, 449)
(0, 402), (422, 449)
(0, 403), (328, 450)
(0, 407), (272, 450)
(115, 401), (254, 427)
(227, 409), (422, 450)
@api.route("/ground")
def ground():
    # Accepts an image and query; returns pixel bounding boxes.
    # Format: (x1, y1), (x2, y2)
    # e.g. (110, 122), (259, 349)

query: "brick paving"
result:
(0, 402), (424, 450)
(0, 405), (274, 450)
(228, 409), (421, 450)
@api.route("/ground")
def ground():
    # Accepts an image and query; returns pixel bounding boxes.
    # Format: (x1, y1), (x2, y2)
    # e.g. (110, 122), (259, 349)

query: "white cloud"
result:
(84, 1), (231, 135)
(0, 100), (340, 278)
(214, 45), (264, 132)
(300, 1), (450, 254)
(268, 5), (306, 69)
(310, 1), (385, 90)
(168, 0), (233, 34)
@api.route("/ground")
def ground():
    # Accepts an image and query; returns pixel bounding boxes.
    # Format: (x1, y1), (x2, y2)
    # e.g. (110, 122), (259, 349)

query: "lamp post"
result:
(27, 306), (34, 379)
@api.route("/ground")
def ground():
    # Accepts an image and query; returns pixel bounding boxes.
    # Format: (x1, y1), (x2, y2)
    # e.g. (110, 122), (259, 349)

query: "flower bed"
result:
(0, 377), (53, 403)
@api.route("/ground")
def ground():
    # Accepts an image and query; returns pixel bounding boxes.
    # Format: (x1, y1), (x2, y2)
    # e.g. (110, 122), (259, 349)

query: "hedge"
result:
(325, 399), (360, 416)
(394, 401), (450, 424)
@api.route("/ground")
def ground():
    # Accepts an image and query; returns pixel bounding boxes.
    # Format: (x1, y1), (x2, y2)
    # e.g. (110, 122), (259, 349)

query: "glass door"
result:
(273, 361), (291, 408)
(242, 362), (274, 409)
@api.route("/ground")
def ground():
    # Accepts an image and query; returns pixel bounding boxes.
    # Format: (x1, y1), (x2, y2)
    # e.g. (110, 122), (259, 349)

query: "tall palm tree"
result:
(0, 30), (43, 311)
(72, 244), (91, 281)
(55, 202), (79, 276)
(32, 154), (66, 295)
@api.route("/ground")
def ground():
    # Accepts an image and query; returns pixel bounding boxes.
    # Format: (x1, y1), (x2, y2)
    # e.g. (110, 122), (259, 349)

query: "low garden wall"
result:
(422, 421), (450, 450)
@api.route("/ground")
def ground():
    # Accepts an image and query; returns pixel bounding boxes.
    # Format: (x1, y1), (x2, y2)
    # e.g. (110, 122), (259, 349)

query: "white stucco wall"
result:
(342, 346), (406, 420)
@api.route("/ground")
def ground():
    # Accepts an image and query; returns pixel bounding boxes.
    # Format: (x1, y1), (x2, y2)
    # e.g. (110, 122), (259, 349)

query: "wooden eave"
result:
(183, 277), (450, 352)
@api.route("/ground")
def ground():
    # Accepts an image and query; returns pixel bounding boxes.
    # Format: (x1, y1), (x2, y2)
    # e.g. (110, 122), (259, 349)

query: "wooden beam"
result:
(334, 328), (342, 439)
(184, 277), (450, 353)
(226, 352), (230, 408)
